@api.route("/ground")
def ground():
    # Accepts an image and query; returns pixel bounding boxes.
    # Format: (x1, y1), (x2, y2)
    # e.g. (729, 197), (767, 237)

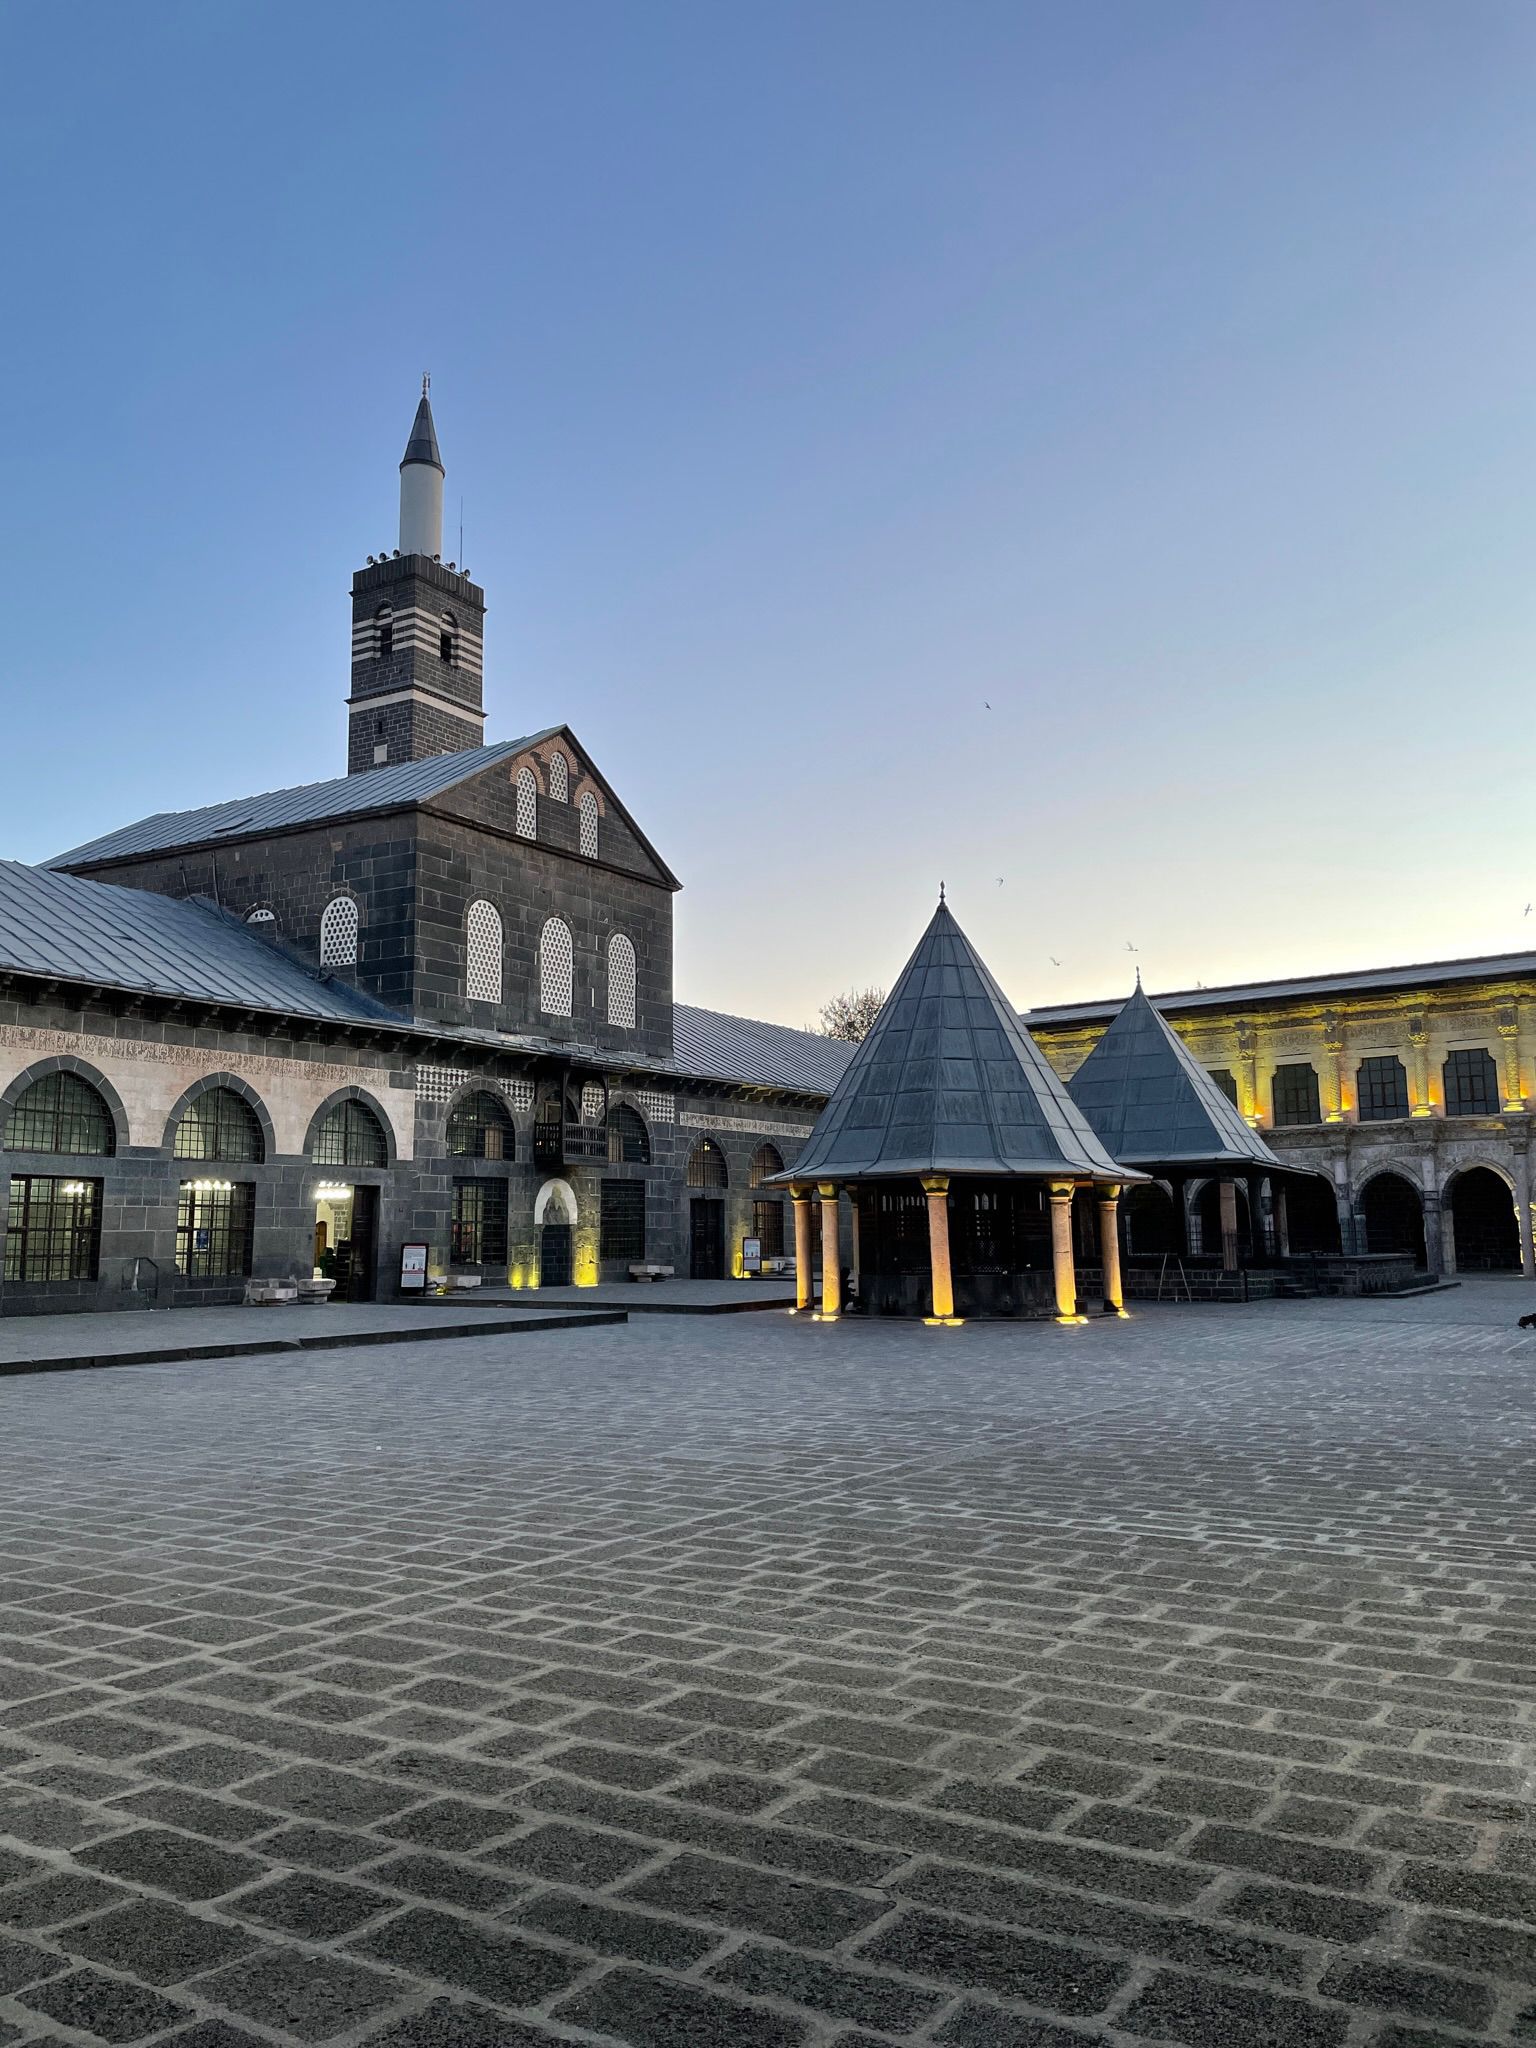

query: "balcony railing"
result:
(533, 1119), (609, 1170)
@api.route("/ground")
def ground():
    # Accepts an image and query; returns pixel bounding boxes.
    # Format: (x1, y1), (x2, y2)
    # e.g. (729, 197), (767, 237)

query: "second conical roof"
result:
(401, 392), (443, 472)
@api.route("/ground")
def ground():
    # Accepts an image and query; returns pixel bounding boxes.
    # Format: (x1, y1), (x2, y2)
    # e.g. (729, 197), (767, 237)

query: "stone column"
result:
(1498, 1007), (1524, 1113)
(1427, 1186), (1449, 1276)
(1513, 1147), (1536, 1282)
(849, 1196), (861, 1299)
(1219, 1180), (1240, 1275)
(1097, 1184), (1124, 1313)
(818, 1184), (841, 1316)
(1274, 1184), (1291, 1259)
(1249, 1175), (1274, 1264)
(1409, 1016), (1433, 1118)
(791, 1189), (814, 1311)
(1237, 1020), (1259, 1124)
(921, 1175), (953, 1319)
(1321, 1010), (1346, 1122)
(1049, 1181), (1078, 1319)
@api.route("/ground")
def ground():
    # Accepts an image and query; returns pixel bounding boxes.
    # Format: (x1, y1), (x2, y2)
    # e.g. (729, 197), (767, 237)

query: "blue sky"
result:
(5, 1), (1534, 1022)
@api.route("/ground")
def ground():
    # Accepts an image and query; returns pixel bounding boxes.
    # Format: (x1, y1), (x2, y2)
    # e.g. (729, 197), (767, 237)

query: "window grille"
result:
(466, 899), (503, 1003)
(176, 1182), (254, 1278)
(548, 751), (569, 803)
(1271, 1063), (1322, 1128)
(579, 789), (599, 858)
(312, 1098), (387, 1167)
(752, 1198), (785, 1258)
(515, 765), (537, 840)
(452, 1178), (509, 1265)
(686, 1137), (728, 1190)
(600, 1180), (646, 1261)
(4, 1174), (102, 1281)
(1443, 1047), (1500, 1117)
(1357, 1056), (1410, 1122)
(540, 917), (573, 1016)
(173, 1088), (263, 1163)
(581, 1081), (605, 1123)
(447, 1091), (514, 1159)
(636, 1089), (676, 1123)
(4, 1074), (115, 1156)
(320, 895), (359, 968)
(607, 1105), (651, 1164)
(749, 1143), (784, 1186)
(607, 934), (636, 1030)
(1208, 1068), (1239, 1107)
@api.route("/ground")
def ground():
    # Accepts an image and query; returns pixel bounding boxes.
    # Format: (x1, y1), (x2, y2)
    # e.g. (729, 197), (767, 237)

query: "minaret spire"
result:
(399, 378), (445, 557)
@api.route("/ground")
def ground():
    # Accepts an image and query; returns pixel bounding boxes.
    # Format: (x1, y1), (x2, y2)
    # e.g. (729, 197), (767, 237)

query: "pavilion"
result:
(769, 897), (1143, 1321)
(1065, 980), (1334, 1274)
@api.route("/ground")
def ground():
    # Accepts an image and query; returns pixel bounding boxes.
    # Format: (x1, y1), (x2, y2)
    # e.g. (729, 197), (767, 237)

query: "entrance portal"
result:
(1447, 1168), (1521, 1272)
(690, 1199), (724, 1279)
(540, 1222), (573, 1288)
(1358, 1172), (1426, 1267)
(314, 1182), (377, 1301)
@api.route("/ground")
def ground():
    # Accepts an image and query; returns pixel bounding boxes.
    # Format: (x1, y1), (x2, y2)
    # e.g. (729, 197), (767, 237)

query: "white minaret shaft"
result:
(399, 376), (445, 557)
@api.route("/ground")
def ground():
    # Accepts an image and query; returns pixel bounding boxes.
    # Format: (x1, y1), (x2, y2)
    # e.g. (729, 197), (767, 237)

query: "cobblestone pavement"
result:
(0, 1286), (1533, 2047)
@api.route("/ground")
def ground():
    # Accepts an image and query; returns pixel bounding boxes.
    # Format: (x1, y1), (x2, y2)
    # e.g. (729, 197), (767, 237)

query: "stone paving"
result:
(0, 1285), (1533, 2046)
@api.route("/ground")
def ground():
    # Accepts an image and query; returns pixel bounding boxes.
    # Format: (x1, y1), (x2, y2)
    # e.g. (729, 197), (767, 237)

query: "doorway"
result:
(1358, 1172), (1427, 1268)
(540, 1222), (573, 1288)
(690, 1198), (724, 1279)
(315, 1183), (377, 1301)
(1447, 1168), (1521, 1272)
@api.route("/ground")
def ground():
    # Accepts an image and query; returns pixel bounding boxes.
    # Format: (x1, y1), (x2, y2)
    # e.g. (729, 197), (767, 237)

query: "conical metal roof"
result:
(401, 390), (443, 473)
(776, 899), (1134, 1184)
(1066, 982), (1282, 1170)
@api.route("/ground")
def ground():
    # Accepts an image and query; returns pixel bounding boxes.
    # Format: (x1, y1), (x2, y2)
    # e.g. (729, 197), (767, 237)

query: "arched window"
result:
(608, 1105), (651, 1164)
(1207, 1069), (1239, 1107)
(540, 917), (573, 1016)
(607, 933), (636, 1030)
(749, 1143), (784, 1186)
(376, 606), (393, 662)
(320, 895), (359, 968)
(1357, 1056), (1410, 1123)
(311, 1098), (387, 1168)
(4, 1073), (116, 1156)
(1443, 1048), (1500, 1118)
(515, 765), (537, 840)
(439, 613), (456, 664)
(686, 1137), (728, 1190)
(173, 1088), (263, 1163)
(466, 900), (503, 1004)
(447, 1091), (514, 1160)
(1271, 1063), (1321, 1128)
(548, 751), (569, 803)
(579, 789), (599, 859)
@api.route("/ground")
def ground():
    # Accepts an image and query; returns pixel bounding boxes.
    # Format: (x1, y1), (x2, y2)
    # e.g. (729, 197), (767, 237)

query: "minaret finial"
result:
(1135, 965), (1141, 988)
(939, 880), (945, 904)
(423, 371), (430, 399)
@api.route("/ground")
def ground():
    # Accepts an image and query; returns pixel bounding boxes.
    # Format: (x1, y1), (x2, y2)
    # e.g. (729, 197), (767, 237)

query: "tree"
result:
(813, 987), (886, 1042)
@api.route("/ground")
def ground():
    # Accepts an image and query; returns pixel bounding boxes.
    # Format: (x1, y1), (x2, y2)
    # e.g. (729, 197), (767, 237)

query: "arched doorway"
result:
(1122, 1184), (1177, 1257)
(686, 1139), (728, 1279)
(1358, 1172), (1426, 1268)
(1193, 1180), (1250, 1260)
(1447, 1168), (1521, 1272)
(1284, 1175), (1342, 1255)
(534, 1179), (576, 1288)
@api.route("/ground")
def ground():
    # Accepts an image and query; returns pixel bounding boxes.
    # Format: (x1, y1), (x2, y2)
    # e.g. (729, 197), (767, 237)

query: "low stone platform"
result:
(439, 1278), (798, 1314)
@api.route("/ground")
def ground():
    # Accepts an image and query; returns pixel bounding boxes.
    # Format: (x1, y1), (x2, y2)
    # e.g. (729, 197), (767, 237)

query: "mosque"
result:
(2, 391), (1531, 1315)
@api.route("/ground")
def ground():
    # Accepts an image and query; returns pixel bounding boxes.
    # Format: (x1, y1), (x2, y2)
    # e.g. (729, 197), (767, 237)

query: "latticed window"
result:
(320, 895), (359, 968)
(607, 1105), (651, 1164)
(600, 1180), (646, 1261)
(579, 789), (599, 858)
(173, 1088), (263, 1162)
(540, 917), (573, 1016)
(1357, 1056), (1410, 1123)
(686, 1137), (728, 1189)
(244, 906), (276, 927)
(176, 1182), (254, 1278)
(1271, 1063), (1322, 1128)
(749, 1143), (784, 1186)
(466, 899), (503, 1003)
(4, 1073), (115, 1155)
(452, 1179), (508, 1265)
(580, 1081), (605, 1123)
(1208, 1068), (1239, 1107)
(4, 1174), (102, 1281)
(1444, 1047), (1500, 1117)
(752, 1198), (785, 1258)
(515, 765), (537, 840)
(548, 751), (569, 803)
(447, 1091), (514, 1159)
(607, 933), (636, 1030)
(312, 1098), (387, 1167)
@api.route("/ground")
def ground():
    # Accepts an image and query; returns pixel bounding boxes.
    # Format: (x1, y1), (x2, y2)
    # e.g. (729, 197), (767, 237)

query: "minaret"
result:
(346, 382), (488, 775)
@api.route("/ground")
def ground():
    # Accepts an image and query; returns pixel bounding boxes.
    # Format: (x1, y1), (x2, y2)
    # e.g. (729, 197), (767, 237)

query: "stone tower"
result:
(346, 382), (488, 774)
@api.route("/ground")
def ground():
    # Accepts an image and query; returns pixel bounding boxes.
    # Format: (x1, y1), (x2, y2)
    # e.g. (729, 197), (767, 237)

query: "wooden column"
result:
(1219, 1180), (1240, 1275)
(1096, 1184), (1124, 1314)
(791, 1188), (814, 1311)
(921, 1176), (953, 1319)
(1049, 1182), (1078, 1319)
(818, 1183), (841, 1316)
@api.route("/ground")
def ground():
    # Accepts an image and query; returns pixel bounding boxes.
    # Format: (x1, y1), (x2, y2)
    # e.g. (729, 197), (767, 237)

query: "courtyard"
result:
(0, 1290), (1531, 2047)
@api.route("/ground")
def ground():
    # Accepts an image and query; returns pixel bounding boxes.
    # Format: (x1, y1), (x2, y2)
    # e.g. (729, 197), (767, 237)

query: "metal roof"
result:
(0, 862), (395, 1024)
(773, 900), (1135, 1184)
(46, 736), (557, 870)
(402, 390), (443, 472)
(1025, 949), (1536, 1028)
(673, 1005), (856, 1095)
(1066, 983), (1281, 1172)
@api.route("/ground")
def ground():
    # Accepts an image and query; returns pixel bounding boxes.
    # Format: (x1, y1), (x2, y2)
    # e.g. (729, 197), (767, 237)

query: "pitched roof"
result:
(1066, 982), (1281, 1170)
(0, 862), (395, 1025)
(401, 391), (443, 471)
(46, 736), (558, 869)
(673, 1005), (856, 1094)
(775, 900), (1133, 1183)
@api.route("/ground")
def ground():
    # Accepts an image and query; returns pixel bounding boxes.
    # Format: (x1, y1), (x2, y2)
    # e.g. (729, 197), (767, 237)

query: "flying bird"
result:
(997, 876), (1004, 887)
(1125, 940), (1138, 953)
(1525, 903), (1532, 916)
(1049, 956), (1061, 967)
(984, 700), (992, 710)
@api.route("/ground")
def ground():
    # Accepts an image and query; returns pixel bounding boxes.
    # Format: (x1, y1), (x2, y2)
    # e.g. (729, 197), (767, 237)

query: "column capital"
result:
(1096, 1182), (1122, 1203)
(789, 1185), (814, 1204)
(816, 1182), (839, 1202)
(919, 1175), (950, 1197)
(1047, 1179), (1076, 1202)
